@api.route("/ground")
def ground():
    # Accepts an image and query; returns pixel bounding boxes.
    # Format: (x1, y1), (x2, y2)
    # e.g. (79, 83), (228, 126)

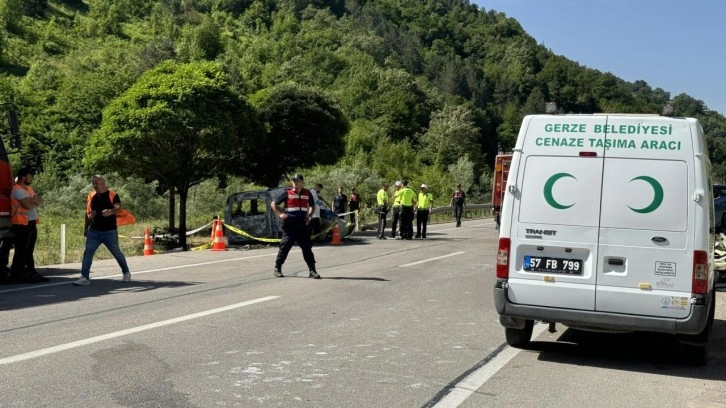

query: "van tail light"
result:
(692, 250), (708, 294)
(496, 238), (511, 279)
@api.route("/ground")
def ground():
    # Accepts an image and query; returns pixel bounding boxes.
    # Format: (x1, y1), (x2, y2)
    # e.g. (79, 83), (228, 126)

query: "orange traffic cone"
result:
(143, 228), (154, 256)
(210, 219), (218, 241)
(331, 222), (342, 245)
(211, 220), (228, 251)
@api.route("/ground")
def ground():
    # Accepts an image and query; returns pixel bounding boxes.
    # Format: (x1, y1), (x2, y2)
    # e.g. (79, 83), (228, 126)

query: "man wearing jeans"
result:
(73, 175), (131, 286)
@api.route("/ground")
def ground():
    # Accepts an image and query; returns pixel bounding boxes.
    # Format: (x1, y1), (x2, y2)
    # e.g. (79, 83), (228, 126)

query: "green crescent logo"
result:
(544, 173), (576, 209)
(628, 176), (663, 213)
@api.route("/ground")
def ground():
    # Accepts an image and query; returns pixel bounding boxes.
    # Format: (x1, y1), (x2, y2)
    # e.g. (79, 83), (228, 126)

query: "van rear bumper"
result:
(493, 282), (711, 335)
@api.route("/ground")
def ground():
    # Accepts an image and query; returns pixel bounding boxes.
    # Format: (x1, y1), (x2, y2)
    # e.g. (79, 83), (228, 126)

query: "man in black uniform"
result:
(333, 186), (347, 217)
(450, 183), (466, 227)
(271, 174), (320, 279)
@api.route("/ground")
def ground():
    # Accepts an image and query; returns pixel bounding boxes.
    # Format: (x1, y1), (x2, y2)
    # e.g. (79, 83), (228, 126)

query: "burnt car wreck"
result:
(223, 187), (347, 246)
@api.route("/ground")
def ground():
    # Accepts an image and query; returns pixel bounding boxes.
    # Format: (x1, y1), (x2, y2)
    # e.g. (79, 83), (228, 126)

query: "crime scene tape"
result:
(124, 221), (215, 240)
(223, 218), (341, 243)
(224, 223), (282, 243)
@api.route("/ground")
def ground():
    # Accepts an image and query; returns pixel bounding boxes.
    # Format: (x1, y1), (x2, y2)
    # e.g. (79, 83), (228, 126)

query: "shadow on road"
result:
(0, 278), (199, 312)
(524, 319), (726, 379)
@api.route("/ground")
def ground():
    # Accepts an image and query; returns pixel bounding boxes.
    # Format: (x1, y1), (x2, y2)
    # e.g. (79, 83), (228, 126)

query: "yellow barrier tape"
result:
(224, 223), (282, 243)
(191, 242), (213, 251)
(223, 219), (341, 243)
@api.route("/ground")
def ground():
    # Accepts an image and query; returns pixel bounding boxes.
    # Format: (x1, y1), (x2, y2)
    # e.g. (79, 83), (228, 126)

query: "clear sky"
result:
(473, 0), (726, 115)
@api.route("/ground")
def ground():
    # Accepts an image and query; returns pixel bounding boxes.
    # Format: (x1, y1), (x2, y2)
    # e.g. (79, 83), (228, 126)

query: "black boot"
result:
(273, 266), (283, 277)
(309, 269), (321, 279)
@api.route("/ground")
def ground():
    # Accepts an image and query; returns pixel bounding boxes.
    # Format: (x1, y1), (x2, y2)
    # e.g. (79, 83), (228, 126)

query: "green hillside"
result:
(2, 0), (726, 205)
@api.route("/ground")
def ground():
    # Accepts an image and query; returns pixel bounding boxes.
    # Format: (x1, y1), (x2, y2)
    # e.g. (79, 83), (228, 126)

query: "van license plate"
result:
(524, 256), (582, 275)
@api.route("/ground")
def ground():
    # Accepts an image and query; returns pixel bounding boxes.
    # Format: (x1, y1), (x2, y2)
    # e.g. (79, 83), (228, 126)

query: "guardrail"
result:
(360, 203), (493, 231)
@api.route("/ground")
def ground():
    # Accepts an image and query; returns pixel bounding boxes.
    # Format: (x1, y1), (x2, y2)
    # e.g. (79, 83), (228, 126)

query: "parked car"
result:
(223, 187), (346, 245)
(714, 184), (726, 231)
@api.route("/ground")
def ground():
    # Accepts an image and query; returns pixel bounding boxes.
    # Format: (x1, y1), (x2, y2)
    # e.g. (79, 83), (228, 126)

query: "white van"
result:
(493, 114), (717, 365)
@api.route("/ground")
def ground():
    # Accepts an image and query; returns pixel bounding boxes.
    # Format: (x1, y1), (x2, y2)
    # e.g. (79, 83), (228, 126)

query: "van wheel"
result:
(505, 320), (534, 348)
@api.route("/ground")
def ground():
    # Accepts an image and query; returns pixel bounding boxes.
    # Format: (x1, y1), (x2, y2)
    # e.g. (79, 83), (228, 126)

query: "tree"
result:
(672, 93), (706, 117)
(0, 0), (22, 32)
(248, 82), (349, 187)
(448, 155), (474, 193)
(522, 86), (545, 114)
(23, 0), (48, 17)
(85, 60), (262, 250)
(420, 103), (481, 169)
(177, 15), (223, 61)
(496, 102), (523, 153)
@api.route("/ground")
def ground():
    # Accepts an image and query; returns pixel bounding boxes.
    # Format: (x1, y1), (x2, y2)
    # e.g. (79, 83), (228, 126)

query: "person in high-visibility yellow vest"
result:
(415, 184), (433, 238)
(390, 181), (403, 238)
(376, 181), (390, 239)
(397, 180), (416, 240)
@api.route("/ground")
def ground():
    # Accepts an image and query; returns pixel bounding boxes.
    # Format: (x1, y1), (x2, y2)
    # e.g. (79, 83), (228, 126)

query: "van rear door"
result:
(596, 116), (694, 319)
(506, 116), (607, 311)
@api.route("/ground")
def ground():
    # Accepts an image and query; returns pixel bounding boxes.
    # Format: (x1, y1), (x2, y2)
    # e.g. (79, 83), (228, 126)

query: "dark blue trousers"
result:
(275, 218), (316, 269)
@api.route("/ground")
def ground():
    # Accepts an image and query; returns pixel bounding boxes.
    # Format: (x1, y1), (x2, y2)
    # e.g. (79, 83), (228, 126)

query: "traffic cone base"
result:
(143, 228), (154, 256)
(331, 222), (342, 245)
(211, 220), (228, 251)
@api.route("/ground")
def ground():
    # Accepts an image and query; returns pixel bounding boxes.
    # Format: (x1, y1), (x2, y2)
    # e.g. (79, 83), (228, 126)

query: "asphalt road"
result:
(1, 220), (724, 407)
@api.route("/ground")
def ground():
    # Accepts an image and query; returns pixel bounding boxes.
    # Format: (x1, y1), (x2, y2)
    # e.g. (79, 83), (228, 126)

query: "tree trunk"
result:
(178, 187), (188, 251)
(168, 188), (176, 231)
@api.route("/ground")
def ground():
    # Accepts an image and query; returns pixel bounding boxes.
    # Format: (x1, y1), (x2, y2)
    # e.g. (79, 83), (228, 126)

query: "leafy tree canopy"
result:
(248, 82), (349, 187)
(84, 60), (262, 247)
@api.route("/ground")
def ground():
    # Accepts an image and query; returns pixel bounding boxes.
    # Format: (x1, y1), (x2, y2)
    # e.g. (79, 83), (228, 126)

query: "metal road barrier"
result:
(360, 203), (493, 231)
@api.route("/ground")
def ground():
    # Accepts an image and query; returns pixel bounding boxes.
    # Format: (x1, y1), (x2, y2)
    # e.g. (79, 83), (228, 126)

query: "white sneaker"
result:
(73, 277), (90, 286)
(122, 272), (131, 282)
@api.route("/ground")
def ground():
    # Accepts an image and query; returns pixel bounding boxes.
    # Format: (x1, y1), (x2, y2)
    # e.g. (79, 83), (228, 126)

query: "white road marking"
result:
(399, 251), (465, 267)
(0, 296), (279, 365)
(430, 323), (548, 407)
